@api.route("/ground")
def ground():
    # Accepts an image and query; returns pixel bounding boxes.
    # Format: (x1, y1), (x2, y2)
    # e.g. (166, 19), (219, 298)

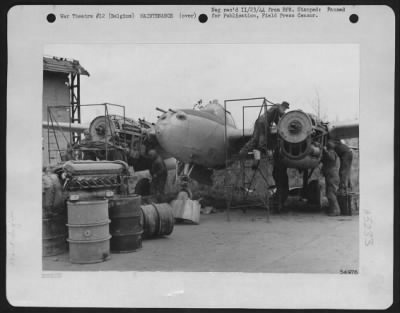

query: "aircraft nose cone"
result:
(155, 110), (191, 162)
(155, 111), (185, 147)
(155, 120), (168, 138)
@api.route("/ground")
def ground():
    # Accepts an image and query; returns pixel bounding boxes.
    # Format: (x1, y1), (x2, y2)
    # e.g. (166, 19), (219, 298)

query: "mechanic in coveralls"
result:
(239, 101), (290, 155)
(148, 149), (168, 202)
(239, 101), (290, 207)
(322, 141), (341, 216)
(330, 139), (353, 194)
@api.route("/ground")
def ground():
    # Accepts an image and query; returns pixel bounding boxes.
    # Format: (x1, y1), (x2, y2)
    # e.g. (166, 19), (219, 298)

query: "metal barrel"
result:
(42, 173), (67, 257)
(67, 200), (109, 224)
(108, 195), (143, 253)
(42, 215), (68, 257)
(42, 173), (65, 218)
(67, 237), (111, 264)
(67, 200), (111, 264)
(155, 203), (174, 236)
(67, 220), (111, 241)
(141, 203), (174, 239)
(140, 204), (158, 238)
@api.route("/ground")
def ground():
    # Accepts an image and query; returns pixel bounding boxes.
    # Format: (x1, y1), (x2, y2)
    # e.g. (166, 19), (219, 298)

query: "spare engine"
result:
(89, 114), (152, 148)
(60, 160), (131, 200)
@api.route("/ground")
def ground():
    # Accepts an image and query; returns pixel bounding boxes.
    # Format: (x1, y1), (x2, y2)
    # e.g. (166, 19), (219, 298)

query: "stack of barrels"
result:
(66, 200), (111, 264)
(52, 191), (174, 263)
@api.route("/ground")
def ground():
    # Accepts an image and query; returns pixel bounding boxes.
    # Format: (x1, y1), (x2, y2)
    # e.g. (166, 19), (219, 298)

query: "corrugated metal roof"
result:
(43, 56), (90, 76)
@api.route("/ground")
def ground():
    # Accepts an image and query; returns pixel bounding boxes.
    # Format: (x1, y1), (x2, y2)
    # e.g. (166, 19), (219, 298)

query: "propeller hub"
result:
(288, 120), (303, 134)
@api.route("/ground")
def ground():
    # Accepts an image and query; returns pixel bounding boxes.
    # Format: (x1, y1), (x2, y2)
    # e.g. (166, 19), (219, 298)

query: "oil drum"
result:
(42, 214), (67, 257)
(108, 195), (143, 253)
(42, 173), (67, 256)
(67, 200), (111, 264)
(42, 173), (65, 218)
(141, 203), (174, 239)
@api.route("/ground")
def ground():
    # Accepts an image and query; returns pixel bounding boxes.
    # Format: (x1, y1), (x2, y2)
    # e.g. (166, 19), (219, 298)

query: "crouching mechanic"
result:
(330, 139), (353, 193)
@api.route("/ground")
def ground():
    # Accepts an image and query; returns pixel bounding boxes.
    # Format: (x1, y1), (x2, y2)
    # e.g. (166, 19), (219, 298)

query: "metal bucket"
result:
(337, 194), (352, 216)
(42, 215), (68, 257)
(141, 203), (174, 239)
(170, 199), (201, 224)
(67, 200), (111, 264)
(108, 195), (143, 253)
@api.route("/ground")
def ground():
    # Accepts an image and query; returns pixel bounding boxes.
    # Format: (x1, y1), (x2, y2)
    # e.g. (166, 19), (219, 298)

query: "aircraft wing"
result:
(328, 120), (359, 140)
(42, 121), (89, 133)
(226, 128), (253, 155)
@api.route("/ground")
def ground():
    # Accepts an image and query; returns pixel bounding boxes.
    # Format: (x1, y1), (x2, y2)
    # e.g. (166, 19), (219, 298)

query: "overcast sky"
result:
(44, 44), (359, 128)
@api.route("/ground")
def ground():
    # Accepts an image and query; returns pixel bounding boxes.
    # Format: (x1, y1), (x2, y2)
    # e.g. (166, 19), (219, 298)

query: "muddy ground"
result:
(43, 202), (358, 273)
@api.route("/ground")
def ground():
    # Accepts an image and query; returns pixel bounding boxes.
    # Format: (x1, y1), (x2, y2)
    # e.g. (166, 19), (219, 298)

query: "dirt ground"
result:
(43, 204), (359, 273)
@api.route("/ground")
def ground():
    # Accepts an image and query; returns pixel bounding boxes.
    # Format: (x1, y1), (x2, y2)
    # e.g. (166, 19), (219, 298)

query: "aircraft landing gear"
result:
(175, 161), (194, 199)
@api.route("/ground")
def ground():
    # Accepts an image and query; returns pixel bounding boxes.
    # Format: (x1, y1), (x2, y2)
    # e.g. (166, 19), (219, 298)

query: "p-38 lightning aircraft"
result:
(43, 100), (359, 207)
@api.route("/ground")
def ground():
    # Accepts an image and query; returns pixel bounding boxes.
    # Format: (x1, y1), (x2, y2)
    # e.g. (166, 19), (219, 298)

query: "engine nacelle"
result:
(277, 110), (327, 169)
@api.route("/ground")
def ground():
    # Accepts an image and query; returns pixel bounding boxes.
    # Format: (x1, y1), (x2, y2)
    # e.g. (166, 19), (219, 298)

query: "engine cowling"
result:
(277, 110), (327, 169)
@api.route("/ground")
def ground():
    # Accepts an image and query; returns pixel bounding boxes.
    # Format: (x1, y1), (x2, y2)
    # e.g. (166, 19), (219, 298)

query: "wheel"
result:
(306, 180), (322, 210)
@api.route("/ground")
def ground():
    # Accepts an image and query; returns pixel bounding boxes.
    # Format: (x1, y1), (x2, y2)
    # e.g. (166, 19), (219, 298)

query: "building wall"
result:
(42, 71), (71, 167)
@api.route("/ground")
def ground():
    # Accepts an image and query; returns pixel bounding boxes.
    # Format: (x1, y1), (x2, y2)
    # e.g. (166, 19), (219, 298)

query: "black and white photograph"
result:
(40, 43), (360, 273)
(6, 5), (395, 309)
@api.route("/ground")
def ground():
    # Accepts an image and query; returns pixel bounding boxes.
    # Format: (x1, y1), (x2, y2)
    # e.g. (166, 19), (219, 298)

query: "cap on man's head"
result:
(281, 101), (290, 109)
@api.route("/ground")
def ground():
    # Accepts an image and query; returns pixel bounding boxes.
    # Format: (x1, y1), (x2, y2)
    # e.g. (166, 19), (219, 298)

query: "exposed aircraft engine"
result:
(277, 110), (328, 169)
(61, 160), (131, 200)
(89, 115), (151, 146)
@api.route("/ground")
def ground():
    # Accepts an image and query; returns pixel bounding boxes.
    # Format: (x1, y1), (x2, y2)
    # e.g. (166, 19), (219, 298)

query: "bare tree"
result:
(310, 88), (328, 121)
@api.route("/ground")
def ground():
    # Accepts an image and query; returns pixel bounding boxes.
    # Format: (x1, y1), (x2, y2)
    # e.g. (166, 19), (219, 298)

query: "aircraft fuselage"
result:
(155, 109), (237, 168)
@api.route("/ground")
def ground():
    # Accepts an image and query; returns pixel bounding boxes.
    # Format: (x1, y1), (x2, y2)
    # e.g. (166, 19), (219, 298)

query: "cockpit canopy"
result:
(200, 100), (236, 128)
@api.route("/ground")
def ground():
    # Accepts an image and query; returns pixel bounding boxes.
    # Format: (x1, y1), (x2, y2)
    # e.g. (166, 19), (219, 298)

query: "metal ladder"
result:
(223, 97), (276, 222)
(47, 108), (70, 166)
(224, 156), (271, 222)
